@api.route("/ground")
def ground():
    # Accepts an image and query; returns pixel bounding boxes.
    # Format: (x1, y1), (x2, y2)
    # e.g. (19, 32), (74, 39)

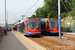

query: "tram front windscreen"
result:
(49, 19), (58, 28)
(28, 19), (41, 28)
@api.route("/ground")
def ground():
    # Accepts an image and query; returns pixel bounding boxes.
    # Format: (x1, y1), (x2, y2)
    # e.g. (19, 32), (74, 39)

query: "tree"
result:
(31, 0), (73, 18)
(35, 8), (47, 18)
(31, 15), (36, 18)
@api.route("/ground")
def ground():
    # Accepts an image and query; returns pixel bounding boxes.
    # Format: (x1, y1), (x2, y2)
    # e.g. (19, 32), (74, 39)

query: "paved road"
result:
(0, 31), (28, 50)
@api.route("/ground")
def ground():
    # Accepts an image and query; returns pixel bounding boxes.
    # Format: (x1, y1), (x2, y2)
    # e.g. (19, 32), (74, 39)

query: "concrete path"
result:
(0, 31), (28, 50)
(62, 32), (75, 35)
(12, 31), (46, 50)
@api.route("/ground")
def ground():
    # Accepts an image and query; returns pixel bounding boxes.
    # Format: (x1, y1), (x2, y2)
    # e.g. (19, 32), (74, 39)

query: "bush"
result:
(61, 12), (68, 19)
(61, 26), (73, 32)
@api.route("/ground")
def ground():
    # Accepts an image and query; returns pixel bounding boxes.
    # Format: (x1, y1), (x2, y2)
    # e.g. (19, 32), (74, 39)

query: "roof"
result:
(20, 19), (24, 23)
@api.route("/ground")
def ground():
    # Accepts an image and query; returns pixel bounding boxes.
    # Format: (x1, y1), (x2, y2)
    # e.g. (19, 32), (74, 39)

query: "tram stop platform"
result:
(0, 31), (45, 50)
(62, 32), (75, 35)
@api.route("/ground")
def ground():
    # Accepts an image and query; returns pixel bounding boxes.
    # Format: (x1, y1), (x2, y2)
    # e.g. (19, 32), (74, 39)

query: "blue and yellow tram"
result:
(41, 18), (59, 34)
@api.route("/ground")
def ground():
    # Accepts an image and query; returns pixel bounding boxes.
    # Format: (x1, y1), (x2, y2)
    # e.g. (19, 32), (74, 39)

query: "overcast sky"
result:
(0, 0), (44, 24)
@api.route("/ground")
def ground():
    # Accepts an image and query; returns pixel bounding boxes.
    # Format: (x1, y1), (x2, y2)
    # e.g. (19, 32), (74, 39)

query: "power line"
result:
(25, 0), (39, 14)
(61, 0), (72, 17)
(26, 12), (35, 16)
(26, 4), (44, 17)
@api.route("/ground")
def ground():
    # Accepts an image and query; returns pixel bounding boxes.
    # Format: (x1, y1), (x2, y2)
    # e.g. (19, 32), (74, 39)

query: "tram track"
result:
(53, 35), (75, 43)
(62, 36), (75, 42)
(29, 35), (75, 50)
(30, 37), (58, 50)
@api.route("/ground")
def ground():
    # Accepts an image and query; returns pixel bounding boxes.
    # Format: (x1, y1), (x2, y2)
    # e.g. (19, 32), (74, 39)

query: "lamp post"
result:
(58, 0), (61, 39)
(21, 15), (25, 20)
(7, 11), (9, 30)
(5, 0), (7, 30)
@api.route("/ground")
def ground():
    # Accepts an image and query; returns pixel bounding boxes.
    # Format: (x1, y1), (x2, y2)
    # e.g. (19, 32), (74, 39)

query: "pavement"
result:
(62, 32), (75, 35)
(0, 31), (28, 50)
(0, 31), (46, 50)
(0, 33), (4, 42)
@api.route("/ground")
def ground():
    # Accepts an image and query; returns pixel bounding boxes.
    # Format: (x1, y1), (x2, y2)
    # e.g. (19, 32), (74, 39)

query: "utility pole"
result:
(21, 15), (25, 20)
(58, 0), (61, 39)
(73, 0), (75, 32)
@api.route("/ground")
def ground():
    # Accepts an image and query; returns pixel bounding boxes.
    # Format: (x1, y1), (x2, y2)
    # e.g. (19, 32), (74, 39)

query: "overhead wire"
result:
(15, 0), (40, 23)
(26, 4), (44, 16)
(25, 1), (45, 17)
(61, 0), (72, 17)
(25, 0), (39, 15)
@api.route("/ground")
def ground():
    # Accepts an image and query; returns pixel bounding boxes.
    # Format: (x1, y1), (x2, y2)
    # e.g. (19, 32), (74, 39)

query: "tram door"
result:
(41, 21), (45, 33)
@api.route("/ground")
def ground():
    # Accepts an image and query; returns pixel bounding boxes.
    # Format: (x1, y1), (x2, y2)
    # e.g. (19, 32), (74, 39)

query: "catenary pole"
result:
(58, 0), (61, 39)
(73, 0), (74, 32)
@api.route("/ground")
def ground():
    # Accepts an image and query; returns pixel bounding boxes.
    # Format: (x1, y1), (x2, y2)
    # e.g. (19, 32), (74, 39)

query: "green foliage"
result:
(31, 15), (36, 18)
(13, 20), (21, 27)
(61, 27), (73, 32)
(35, 8), (47, 18)
(61, 12), (68, 19)
(31, 0), (73, 19)
(13, 22), (16, 27)
(17, 20), (21, 22)
(70, 7), (75, 16)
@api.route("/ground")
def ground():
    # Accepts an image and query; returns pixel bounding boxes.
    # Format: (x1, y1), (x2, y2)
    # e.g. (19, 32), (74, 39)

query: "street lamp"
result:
(21, 15), (25, 20)
(7, 11), (9, 30)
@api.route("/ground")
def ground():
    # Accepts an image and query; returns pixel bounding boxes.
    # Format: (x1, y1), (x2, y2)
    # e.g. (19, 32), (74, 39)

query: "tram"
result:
(41, 18), (59, 34)
(20, 19), (24, 32)
(23, 18), (41, 36)
(16, 22), (20, 31)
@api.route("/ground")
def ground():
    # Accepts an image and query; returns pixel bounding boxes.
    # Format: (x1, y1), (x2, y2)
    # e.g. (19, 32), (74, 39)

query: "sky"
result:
(0, 0), (44, 24)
